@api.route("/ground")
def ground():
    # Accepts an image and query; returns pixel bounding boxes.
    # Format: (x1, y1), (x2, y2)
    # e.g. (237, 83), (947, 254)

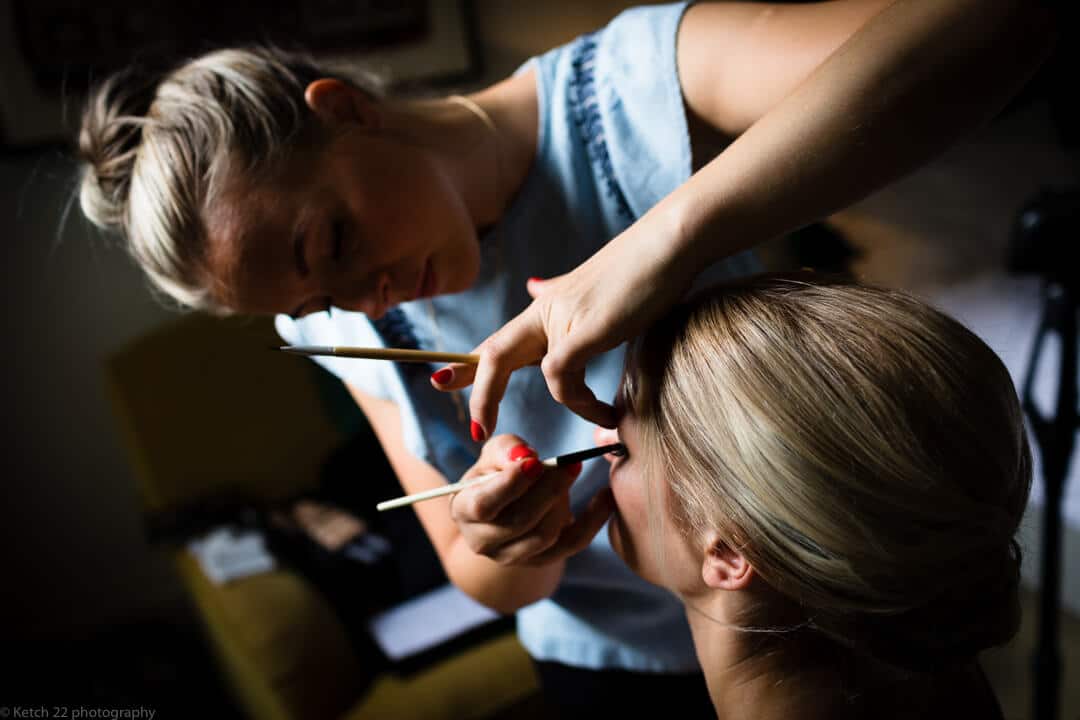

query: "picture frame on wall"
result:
(0, 0), (482, 150)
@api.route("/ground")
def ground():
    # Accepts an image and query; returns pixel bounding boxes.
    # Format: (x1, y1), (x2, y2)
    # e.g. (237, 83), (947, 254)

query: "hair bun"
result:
(77, 66), (161, 233)
(863, 539), (1023, 672)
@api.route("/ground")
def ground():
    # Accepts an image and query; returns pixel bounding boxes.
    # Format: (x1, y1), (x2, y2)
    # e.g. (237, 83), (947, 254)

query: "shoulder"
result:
(481, 3), (698, 224)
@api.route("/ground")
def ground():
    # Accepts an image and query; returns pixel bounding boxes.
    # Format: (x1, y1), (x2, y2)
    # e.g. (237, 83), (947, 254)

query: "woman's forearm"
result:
(348, 385), (566, 614)
(663, 0), (1056, 269)
(446, 536), (565, 614)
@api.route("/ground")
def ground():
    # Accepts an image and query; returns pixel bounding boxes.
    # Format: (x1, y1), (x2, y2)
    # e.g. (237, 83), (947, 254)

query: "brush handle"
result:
(376, 444), (625, 511)
(280, 345), (479, 364)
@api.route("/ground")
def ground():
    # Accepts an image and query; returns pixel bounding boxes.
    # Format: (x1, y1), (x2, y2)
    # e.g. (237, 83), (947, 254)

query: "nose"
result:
(594, 425), (620, 463)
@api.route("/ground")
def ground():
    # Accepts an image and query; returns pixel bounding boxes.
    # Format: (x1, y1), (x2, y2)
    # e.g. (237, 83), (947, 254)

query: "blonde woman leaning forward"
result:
(589, 274), (1028, 718)
(77, 2), (1050, 715)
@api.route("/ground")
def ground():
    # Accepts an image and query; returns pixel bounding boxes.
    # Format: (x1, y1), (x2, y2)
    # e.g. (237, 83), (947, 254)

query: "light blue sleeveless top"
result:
(277, 2), (760, 672)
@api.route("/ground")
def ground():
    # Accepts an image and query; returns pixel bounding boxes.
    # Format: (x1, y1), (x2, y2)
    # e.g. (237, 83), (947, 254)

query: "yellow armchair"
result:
(106, 314), (540, 720)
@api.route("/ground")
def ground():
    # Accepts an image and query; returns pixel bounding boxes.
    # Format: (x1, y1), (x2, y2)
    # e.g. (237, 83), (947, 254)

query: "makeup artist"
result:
(76, 1), (1054, 716)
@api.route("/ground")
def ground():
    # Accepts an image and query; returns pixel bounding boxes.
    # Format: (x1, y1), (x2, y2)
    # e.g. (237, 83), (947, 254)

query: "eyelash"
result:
(612, 447), (628, 466)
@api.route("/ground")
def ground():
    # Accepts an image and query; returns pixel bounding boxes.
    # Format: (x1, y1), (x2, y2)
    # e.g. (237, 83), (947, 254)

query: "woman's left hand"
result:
(432, 213), (696, 438)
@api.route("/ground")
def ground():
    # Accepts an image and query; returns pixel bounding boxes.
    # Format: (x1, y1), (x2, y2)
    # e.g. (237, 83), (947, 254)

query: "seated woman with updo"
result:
(593, 274), (1028, 719)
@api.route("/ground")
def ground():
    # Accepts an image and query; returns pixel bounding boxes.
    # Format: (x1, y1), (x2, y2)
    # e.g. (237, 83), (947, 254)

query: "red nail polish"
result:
(567, 462), (582, 479)
(470, 420), (486, 443)
(521, 457), (543, 477)
(431, 368), (453, 385)
(528, 277), (544, 284)
(509, 444), (537, 462)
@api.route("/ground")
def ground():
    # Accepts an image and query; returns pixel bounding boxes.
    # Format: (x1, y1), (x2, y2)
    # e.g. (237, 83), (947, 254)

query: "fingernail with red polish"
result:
(521, 457), (543, 477)
(431, 368), (453, 385)
(528, 277), (544, 284)
(567, 462), (583, 479)
(509, 444), (537, 462)
(470, 420), (486, 443)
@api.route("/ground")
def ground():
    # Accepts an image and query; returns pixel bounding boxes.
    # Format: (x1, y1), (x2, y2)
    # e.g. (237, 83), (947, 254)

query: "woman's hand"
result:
(433, 213), (696, 438)
(451, 434), (614, 567)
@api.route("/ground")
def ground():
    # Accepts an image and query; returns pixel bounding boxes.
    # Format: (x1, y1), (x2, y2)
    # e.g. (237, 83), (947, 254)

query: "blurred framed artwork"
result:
(0, 0), (481, 149)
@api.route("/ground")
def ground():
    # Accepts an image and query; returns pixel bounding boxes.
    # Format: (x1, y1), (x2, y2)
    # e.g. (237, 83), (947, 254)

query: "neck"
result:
(684, 596), (847, 720)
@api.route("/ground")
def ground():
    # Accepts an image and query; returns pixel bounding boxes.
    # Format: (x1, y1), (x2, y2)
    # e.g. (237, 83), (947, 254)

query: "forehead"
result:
(203, 166), (309, 314)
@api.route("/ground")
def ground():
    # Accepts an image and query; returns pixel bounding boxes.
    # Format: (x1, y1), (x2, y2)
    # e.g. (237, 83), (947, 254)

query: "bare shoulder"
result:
(677, 0), (893, 137)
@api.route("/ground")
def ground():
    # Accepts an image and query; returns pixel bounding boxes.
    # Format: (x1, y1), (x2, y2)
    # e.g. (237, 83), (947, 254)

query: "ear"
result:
(304, 78), (379, 128)
(701, 532), (754, 590)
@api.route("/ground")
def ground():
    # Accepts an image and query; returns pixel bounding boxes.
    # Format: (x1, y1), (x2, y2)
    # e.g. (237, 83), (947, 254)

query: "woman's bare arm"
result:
(671, 0), (1056, 265)
(435, 0), (1057, 435)
(347, 384), (565, 614)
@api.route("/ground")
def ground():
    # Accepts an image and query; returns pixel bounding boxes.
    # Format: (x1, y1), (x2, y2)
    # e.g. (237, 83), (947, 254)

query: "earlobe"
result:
(303, 78), (378, 128)
(701, 532), (754, 590)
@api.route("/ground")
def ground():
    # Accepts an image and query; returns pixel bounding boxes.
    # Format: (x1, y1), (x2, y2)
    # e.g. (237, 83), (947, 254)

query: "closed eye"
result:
(610, 444), (629, 467)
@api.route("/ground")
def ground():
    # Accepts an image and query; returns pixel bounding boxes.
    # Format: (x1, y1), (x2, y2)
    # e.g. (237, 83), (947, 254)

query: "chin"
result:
(447, 232), (483, 294)
(454, 259), (482, 294)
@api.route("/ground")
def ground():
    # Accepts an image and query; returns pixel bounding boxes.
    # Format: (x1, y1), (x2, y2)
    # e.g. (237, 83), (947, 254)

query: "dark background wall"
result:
(1, 147), (182, 632)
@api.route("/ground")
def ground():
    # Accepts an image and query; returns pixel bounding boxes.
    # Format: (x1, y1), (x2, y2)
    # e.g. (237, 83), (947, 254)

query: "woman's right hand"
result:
(450, 434), (614, 567)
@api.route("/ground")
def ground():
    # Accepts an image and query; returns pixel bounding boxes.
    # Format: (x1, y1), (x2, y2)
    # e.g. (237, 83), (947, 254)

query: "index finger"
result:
(446, 306), (548, 441)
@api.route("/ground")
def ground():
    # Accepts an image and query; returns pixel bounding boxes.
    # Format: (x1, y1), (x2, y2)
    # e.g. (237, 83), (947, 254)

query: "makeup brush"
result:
(278, 345), (480, 364)
(376, 443), (626, 511)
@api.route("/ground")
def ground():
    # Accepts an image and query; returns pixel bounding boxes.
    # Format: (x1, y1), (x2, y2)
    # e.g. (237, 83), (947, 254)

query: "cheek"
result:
(611, 475), (647, 525)
(609, 472), (653, 576)
(349, 142), (449, 239)
(610, 471), (698, 593)
(358, 136), (482, 289)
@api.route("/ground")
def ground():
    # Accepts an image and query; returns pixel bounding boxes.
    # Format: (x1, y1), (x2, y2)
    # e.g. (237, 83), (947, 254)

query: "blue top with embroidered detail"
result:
(275, 2), (760, 673)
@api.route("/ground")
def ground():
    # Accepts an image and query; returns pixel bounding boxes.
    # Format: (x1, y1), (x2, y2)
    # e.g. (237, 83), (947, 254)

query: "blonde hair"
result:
(76, 47), (383, 313)
(627, 273), (1031, 672)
